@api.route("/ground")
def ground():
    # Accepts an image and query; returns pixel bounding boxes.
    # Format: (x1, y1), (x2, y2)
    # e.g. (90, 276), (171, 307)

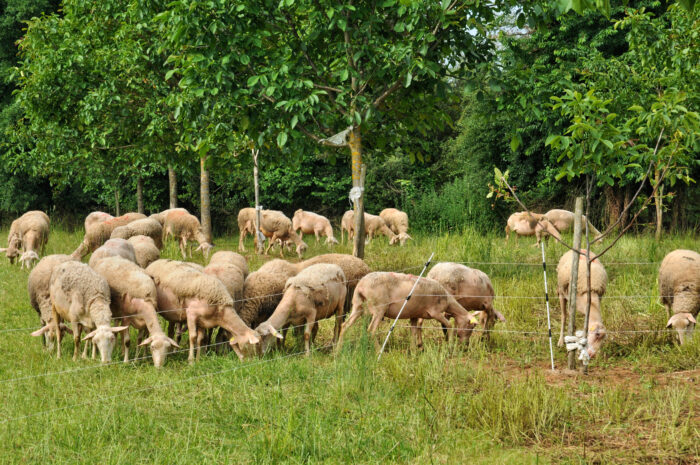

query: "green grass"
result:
(0, 226), (698, 464)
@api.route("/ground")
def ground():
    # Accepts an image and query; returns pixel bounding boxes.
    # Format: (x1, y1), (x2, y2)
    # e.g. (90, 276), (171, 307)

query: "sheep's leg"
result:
(175, 322), (186, 346)
(558, 293), (567, 347)
(410, 318), (423, 351)
(304, 317), (315, 356)
(179, 237), (187, 259)
(187, 316), (198, 363)
(333, 297), (345, 344)
(54, 310), (62, 359)
(366, 312), (384, 351)
(238, 231), (247, 252)
(431, 312), (453, 343)
(74, 323), (84, 361)
(196, 328), (205, 360)
(336, 306), (365, 351)
(314, 230), (321, 244)
(505, 225), (510, 243)
(122, 329), (130, 363)
(264, 235), (275, 256)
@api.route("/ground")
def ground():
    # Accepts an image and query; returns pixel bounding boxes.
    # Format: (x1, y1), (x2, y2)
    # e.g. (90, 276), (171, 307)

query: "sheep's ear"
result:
(467, 312), (480, 325)
(248, 332), (261, 344)
(689, 314), (697, 324)
(82, 329), (97, 341)
(268, 326), (283, 340)
(0, 248), (6, 253)
(110, 326), (130, 333)
(138, 336), (154, 347)
(494, 310), (506, 322)
(31, 325), (51, 337)
(167, 337), (181, 349)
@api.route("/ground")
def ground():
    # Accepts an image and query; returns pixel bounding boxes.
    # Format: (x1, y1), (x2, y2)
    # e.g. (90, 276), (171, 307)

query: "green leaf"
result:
(404, 72), (412, 87)
(277, 131), (288, 147)
(165, 69), (177, 80)
(240, 54), (250, 65)
(247, 75), (259, 87)
(290, 115), (298, 129)
(510, 135), (520, 152)
(441, 0), (451, 10)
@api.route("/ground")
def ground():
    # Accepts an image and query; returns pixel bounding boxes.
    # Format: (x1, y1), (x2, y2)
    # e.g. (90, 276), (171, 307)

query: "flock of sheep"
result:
(3, 206), (698, 369)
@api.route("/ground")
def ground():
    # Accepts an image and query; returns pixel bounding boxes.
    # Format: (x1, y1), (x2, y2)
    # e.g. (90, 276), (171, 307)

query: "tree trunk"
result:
(136, 176), (144, 214)
(621, 185), (632, 231)
(114, 186), (121, 216)
(200, 156), (212, 243)
(168, 165), (177, 209)
(654, 167), (663, 241)
(253, 149), (264, 254)
(671, 185), (683, 232)
(349, 128), (365, 259)
(603, 185), (623, 231)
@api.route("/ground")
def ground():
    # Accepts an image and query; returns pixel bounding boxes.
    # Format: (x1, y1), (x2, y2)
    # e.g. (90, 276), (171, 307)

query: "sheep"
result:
(88, 238), (137, 268)
(426, 262), (505, 339)
(379, 208), (412, 246)
(256, 264), (347, 354)
(84, 211), (114, 231)
(71, 212), (146, 260)
(292, 209), (339, 245)
(208, 250), (249, 278)
(340, 210), (399, 245)
(27, 254), (77, 348)
(539, 209), (602, 243)
(504, 211), (563, 247)
(340, 210), (354, 244)
(92, 256), (179, 366)
(111, 217), (163, 249)
(2, 210), (50, 268)
(658, 249), (700, 344)
(257, 210), (307, 259)
(145, 259), (260, 361)
(556, 249), (608, 358)
(238, 265), (299, 329)
(237, 207), (258, 252)
(336, 272), (479, 351)
(127, 235), (161, 268)
(203, 260), (247, 349)
(31, 261), (128, 362)
(149, 208), (188, 225)
(162, 210), (213, 259)
(257, 258), (300, 276)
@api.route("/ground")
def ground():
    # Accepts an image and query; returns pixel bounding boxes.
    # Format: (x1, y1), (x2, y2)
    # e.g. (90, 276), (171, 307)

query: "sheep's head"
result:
(139, 334), (180, 367)
(2, 236), (22, 264)
(19, 251), (40, 269)
(325, 236), (339, 246)
(389, 235), (400, 246)
(667, 313), (696, 345)
(229, 330), (261, 360)
(453, 312), (479, 343)
(83, 325), (129, 362)
(256, 322), (284, 353)
(296, 241), (308, 259)
(195, 242), (214, 259)
(585, 324), (607, 358)
(397, 233), (412, 246)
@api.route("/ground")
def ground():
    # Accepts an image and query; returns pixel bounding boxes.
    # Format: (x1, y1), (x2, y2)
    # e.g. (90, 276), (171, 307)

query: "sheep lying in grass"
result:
(337, 272), (478, 351)
(84, 211), (114, 231)
(145, 259), (259, 361)
(88, 238), (137, 268)
(2, 210), (50, 268)
(111, 218), (163, 249)
(341, 211), (399, 245)
(426, 262), (504, 340)
(71, 212), (146, 260)
(27, 254), (76, 348)
(257, 210), (307, 259)
(127, 235), (160, 268)
(31, 261), (128, 362)
(292, 209), (339, 245)
(93, 256), (179, 366)
(162, 210), (213, 259)
(256, 264), (347, 354)
(209, 251), (248, 278)
(556, 249), (608, 358)
(658, 249), (700, 344)
(539, 209), (602, 244)
(379, 208), (412, 246)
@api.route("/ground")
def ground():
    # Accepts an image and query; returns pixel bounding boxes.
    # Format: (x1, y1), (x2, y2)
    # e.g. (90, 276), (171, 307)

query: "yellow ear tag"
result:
(229, 336), (235, 344)
(469, 316), (478, 325)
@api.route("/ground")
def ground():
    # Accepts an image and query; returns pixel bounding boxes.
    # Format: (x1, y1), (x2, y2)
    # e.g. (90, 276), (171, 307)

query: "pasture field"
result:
(0, 226), (698, 464)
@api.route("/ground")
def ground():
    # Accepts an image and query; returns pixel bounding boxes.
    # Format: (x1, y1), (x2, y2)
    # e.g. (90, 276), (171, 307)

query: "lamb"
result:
(238, 265), (299, 329)
(92, 256), (179, 366)
(84, 211), (114, 231)
(256, 264), (347, 354)
(2, 210), (50, 268)
(340, 210), (399, 245)
(208, 251), (249, 278)
(88, 238), (137, 268)
(150, 208), (188, 225)
(145, 259), (260, 361)
(30, 261), (128, 362)
(556, 249), (608, 358)
(111, 217), (163, 249)
(27, 254), (77, 348)
(127, 235), (161, 268)
(162, 210), (213, 259)
(336, 272), (479, 351)
(426, 262), (505, 338)
(237, 207), (258, 252)
(658, 249), (700, 344)
(292, 209), (339, 245)
(257, 210), (307, 259)
(71, 212), (146, 260)
(379, 208), (412, 246)
(539, 209), (602, 243)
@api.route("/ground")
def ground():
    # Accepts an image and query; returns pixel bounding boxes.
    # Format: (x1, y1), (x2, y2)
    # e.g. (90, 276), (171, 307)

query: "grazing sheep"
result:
(340, 210), (354, 244)
(2, 210), (50, 267)
(256, 264), (347, 354)
(208, 251), (249, 278)
(92, 256), (179, 366)
(540, 209), (602, 243)
(71, 212), (146, 260)
(379, 208), (412, 246)
(204, 262), (245, 304)
(340, 210), (399, 245)
(145, 259), (259, 361)
(127, 235), (161, 268)
(292, 209), (339, 245)
(258, 258), (301, 276)
(504, 211), (563, 247)
(238, 265), (299, 329)
(426, 262), (504, 338)
(658, 249), (700, 344)
(337, 272), (479, 351)
(27, 254), (77, 348)
(257, 210), (307, 259)
(162, 210), (213, 259)
(88, 238), (137, 268)
(111, 218), (163, 249)
(31, 261), (128, 362)
(237, 207), (258, 252)
(84, 211), (114, 231)
(556, 249), (608, 358)
(150, 208), (188, 225)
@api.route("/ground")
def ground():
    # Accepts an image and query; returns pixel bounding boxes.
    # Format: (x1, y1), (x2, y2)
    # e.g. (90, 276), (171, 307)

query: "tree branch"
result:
(372, 81), (403, 108)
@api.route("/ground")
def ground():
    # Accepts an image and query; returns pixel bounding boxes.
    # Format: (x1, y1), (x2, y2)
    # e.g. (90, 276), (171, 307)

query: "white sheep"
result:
(340, 210), (399, 245)
(504, 211), (563, 247)
(149, 208), (188, 225)
(292, 209), (339, 245)
(237, 207), (257, 252)
(92, 256), (179, 366)
(539, 209), (602, 243)
(71, 212), (146, 260)
(257, 210), (307, 259)
(127, 235), (161, 268)
(379, 208), (412, 246)
(256, 264), (347, 354)
(111, 217), (163, 249)
(556, 249), (608, 358)
(162, 210), (213, 259)
(238, 265), (299, 329)
(208, 250), (249, 278)
(340, 210), (354, 244)
(84, 211), (114, 231)
(2, 210), (50, 268)
(88, 238), (137, 268)
(658, 249), (700, 344)
(31, 261), (128, 361)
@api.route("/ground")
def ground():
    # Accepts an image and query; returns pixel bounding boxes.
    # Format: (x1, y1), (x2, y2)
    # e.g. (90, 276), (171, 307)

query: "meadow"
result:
(0, 225), (697, 464)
